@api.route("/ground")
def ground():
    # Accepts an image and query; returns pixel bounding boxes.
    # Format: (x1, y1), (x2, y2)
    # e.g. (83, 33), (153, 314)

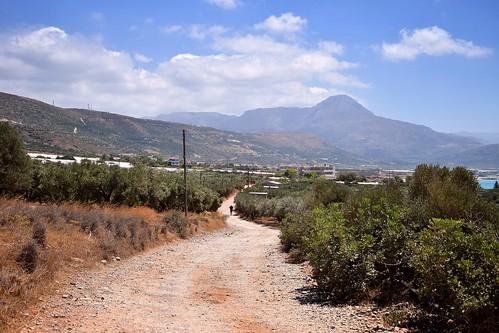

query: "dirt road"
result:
(22, 195), (396, 332)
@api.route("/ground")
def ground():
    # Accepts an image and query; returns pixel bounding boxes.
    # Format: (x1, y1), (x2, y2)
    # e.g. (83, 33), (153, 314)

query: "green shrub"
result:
(304, 200), (413, 303)
(280, 210), (313, 253)
(411, 218), (498, 331)
(305, 178), (350, 207)
(336, 171), (366, 183)
(304, 204), (373, 302)
(25, 161), (224, 213)
(0, 122), (32, 194)
(269, 165), (499, 331)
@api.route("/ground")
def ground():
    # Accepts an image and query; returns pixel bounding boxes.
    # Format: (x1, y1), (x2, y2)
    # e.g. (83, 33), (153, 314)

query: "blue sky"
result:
(0, 0), (497, 132)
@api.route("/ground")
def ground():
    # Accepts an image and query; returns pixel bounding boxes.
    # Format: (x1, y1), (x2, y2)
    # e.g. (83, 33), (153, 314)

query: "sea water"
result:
(479, 179), (499, 190)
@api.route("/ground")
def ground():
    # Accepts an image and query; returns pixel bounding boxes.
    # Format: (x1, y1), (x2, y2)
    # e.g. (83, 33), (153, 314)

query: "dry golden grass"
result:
(0, 197), (226, 330)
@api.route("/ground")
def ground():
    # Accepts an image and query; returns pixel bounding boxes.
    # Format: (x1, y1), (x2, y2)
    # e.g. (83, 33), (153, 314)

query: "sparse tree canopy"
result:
(494, 180), (499, 189)
(284, 168), (297, 179)
(336, 171), (366, 183)
(0, 122), (31, 193)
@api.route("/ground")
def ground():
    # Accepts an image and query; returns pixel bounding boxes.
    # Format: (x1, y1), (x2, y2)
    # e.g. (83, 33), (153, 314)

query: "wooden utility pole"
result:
(183, 129), (188, 218)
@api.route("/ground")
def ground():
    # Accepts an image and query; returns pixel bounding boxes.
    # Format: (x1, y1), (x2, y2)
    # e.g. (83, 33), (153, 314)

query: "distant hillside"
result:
(438, 144), (499, 169)
(0, 92), (364, 166)
(455, 131), (499, 145)
(157, 95), (484, 165)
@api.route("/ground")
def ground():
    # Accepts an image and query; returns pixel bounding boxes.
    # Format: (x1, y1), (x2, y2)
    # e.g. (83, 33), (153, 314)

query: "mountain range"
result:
(455, 131), (499, 145)
(0, 92), (363, 166)
(1, 91), (497, 168)
(157, 95), (499, 168)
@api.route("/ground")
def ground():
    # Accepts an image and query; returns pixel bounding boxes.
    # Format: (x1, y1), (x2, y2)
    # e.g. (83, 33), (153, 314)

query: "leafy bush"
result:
(280, 210), (313, 253)
(336, 171), (366, 183)
(24, 161), (225, 213)
(304, 201), (412, 303)
(263, 164), (499, 331)
(304, 204), (371, 302)
(0, 122), (31, 194)
(411, 218), (498, 331)
(234, 191), (306, 221)
(198, 172), (247, 197)
(305, 178), (350, 207)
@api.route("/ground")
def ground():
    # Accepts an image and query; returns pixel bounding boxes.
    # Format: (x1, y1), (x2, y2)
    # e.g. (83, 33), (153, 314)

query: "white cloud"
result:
(0, 26), (364, 117)
(161, 25), (182, 34)
(381, 26), (492, 60)
(255, 12), (307, 34)
(189, 25), (227, 40)
(134, 52), (152, 63)
(160, 24), (227, 39)
(206, 0), (240, 10)
(318, 41), (344, 56)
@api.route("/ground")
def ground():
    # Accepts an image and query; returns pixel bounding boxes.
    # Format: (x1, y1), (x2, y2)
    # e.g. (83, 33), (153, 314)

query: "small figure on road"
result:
(229, 205), (234, 216)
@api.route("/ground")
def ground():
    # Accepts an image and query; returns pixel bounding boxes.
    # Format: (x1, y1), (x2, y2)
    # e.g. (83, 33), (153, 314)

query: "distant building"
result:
(298, 164), (336, 179)
(262, 180), (282, 189)
(27, 152), (132, 169)
(168, 157), (180, 167)
(378, 169), (414, 182)
(105, 161), (133, 169)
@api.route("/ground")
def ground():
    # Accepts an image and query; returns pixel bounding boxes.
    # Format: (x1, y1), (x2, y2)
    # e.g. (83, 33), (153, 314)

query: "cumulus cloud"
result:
(0, 26), (364, 117)
(255, 12), (307, 34)
(381, 26), (492, 60)
(206, 0), (240, 10)
(189, 25), (227, 40)
(133, 52), (152, 63)
(161, 25), (182, 34)
(318, 41), (345, 56)
(160, 24), (227, 40)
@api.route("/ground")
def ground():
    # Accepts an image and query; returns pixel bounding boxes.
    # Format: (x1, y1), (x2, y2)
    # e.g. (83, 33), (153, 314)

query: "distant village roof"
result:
(264, 180), (282, 185)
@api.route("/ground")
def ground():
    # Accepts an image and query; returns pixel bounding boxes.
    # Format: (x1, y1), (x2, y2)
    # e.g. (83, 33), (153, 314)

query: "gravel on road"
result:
(21, 195), (402, 333)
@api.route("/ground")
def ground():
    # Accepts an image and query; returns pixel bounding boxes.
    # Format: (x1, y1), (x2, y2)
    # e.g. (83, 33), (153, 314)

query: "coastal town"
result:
(27, 151), (499, 189)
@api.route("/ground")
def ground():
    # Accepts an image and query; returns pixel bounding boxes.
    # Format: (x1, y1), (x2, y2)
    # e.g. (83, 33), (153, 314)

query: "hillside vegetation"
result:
(0, 121), (249, 213)
(0, 91), (362, 166)
(158, 95), (493, 167)
(235, 168), (499, 332)
(0, 122), (232, 329)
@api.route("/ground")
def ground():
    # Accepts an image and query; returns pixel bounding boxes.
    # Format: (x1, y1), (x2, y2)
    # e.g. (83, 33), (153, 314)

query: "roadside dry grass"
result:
(0, 197), (225, 330)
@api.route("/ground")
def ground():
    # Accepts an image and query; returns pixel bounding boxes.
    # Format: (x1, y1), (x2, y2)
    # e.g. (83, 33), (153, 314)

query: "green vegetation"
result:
(482, 187), (499, 205)
(0, 122), (32, 194)
(196, 171), (247, 197)
(22, 161), (221, 213)
(0, 123), (244, 213)
(336, 171), (367, 183)
(235, 179), (312, 220)
(236, 166), (499, 332)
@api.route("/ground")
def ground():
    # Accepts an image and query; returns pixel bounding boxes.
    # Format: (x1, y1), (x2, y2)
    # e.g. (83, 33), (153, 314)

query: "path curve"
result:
(22, 194), (396, 333)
